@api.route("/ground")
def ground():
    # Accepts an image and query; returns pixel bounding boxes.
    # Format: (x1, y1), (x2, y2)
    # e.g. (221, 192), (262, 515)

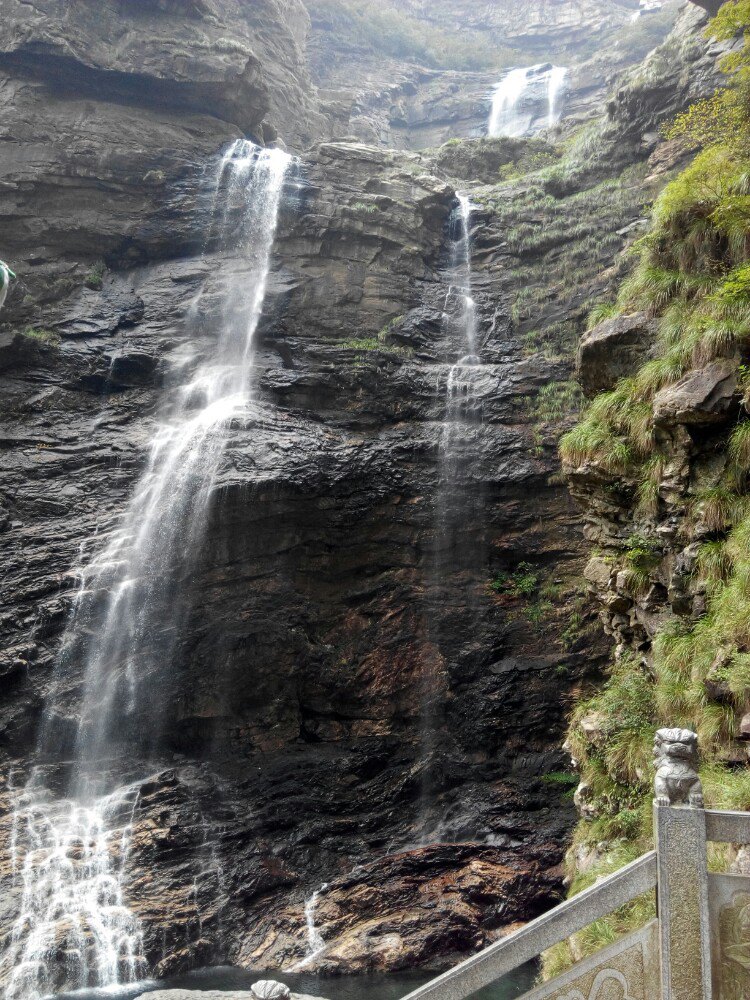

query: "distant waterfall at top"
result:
(4, 140), (291, 1000)
(488, 67), (531, 138)
(488, 64), (568, 137)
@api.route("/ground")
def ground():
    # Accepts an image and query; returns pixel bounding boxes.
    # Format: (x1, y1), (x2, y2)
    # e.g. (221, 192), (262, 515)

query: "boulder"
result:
(576, 312), (657, 397)
(578, 711), (607, 747)
(252, 982), (291, 1000)
(584, 556), (614, 590)
(653, 359), (738, 427)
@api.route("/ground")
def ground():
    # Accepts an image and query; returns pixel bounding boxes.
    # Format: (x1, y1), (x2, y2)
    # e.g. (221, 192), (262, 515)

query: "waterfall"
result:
(4, 140), (291, 1000)
(442, 194), (480, 443)
(488, 67), (531, 138)
(488, 64), (568, 137)
(289, 883), (328, 971)
(6, 782), (146, 1000)
(419, 193), (482, 838)
(547, 66), (568, 127)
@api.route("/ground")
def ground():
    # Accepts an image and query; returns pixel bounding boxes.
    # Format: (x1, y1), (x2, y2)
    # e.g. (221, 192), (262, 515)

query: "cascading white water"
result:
(488, 67), (531, 138)
(488, 64), (568, 137)
(547, 66), (568, 126)
(290, 882), (328, 970)
(419, 193), (482, 840)
(66, 141), (291, 777)
(6, 782), (146, 1000)
(442, 194), (480, 439)
(4, 140), (291, 1000)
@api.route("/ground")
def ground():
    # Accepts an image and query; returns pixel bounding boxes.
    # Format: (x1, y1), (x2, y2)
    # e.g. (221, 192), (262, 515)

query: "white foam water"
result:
(288, 883), (329, 971)
(6, 782), (145, 1000)
(488, 67), (531, 138)
(4, 140), (292, 1000)
(488, 64), (568, 137)
(547, 66), (568, 126)
(442, 194), (480, 443)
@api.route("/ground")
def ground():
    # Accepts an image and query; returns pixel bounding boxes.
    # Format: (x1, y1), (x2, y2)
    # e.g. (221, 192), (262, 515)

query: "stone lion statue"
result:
(653, 727), (704, 807)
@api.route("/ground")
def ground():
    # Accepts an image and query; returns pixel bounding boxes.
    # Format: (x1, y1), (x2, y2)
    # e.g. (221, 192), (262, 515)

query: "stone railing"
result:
(401, 727), (750, 1000)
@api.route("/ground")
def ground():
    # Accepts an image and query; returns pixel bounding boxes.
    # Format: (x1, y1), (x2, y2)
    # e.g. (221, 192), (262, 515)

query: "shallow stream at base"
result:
(52, 963), (537, 1000)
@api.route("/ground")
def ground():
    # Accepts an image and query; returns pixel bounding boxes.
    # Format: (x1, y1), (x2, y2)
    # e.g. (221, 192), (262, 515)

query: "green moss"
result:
(21, 327), (60, 346)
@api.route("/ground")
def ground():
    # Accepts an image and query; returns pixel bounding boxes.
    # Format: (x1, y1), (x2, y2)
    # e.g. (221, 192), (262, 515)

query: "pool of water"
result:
(53, 962), (538, 1000)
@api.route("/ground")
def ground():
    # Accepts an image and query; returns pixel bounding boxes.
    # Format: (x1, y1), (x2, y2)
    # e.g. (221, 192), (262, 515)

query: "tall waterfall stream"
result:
(5, 141), (291, 1000)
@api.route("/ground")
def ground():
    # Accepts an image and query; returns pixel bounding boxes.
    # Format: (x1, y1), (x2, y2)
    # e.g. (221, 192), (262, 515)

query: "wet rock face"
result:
(0, 107), (601, 995)
(245, 844), (564, 973)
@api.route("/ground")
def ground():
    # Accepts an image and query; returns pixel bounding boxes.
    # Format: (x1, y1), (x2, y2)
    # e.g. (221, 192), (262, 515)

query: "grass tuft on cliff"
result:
(550, 0), (750, 978)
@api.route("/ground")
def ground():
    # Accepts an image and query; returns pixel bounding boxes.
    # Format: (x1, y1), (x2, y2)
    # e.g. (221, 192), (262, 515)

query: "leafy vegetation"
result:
(540, 771), (579, 797)
(338, 335), (412, 359)
(489, 562), (540, 599)
(349, 201), (379, 214)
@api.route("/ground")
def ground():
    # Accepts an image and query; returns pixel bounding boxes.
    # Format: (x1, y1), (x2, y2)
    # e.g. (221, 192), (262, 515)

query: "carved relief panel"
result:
(709, 872), (750, 999)
(519, 922), (659, 1000)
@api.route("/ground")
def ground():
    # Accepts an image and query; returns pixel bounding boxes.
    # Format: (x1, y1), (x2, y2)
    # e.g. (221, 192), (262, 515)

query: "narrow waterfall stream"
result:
(547, 67), (568, 126)
(419, 194), (482, 837)
(5, 140), (291, 1000)
(441, 194), (480, 450)
(289, 882), (329, 971)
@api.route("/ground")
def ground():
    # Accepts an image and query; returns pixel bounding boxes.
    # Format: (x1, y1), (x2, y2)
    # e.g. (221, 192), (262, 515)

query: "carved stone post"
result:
(653, 727), (712, 1000)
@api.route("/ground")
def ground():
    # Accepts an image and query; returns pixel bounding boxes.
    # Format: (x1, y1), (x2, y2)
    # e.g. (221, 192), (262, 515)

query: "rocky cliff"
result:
(546, 0), (750, 975)
(0, 0), (728, 991)
(301, 0), (681, 149)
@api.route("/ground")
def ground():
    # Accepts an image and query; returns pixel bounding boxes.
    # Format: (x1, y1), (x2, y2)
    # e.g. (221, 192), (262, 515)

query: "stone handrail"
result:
(399, 850), (657, 1000)
(704, 807), (750, 843)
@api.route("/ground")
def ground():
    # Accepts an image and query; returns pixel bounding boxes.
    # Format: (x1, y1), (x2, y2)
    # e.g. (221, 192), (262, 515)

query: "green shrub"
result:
(84, 261), (106, 290)
(489, 562), (540, 599)
(349, 201), (379, 214)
